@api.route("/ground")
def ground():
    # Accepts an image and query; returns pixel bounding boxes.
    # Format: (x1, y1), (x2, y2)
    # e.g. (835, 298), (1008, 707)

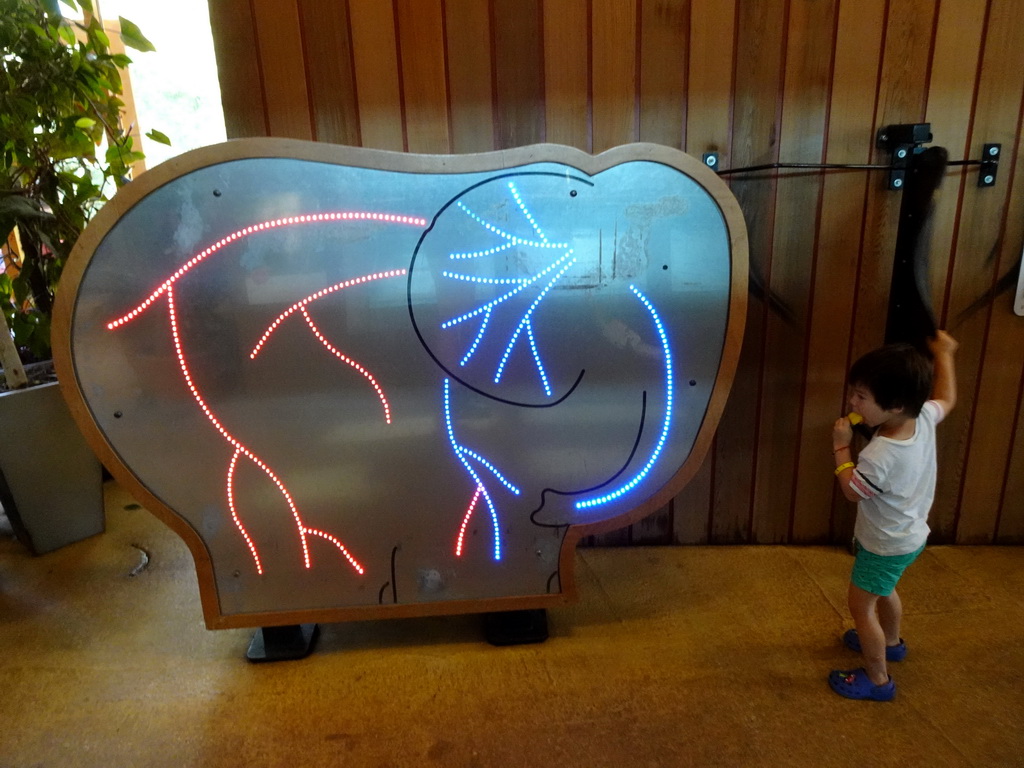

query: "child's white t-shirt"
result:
(849, 400), (945, 556)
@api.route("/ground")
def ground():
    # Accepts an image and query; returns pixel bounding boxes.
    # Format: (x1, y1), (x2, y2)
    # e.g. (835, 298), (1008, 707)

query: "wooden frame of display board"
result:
(54, 139), (747, 630)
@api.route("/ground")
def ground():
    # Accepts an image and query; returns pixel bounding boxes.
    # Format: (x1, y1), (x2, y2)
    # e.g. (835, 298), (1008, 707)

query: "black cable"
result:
(717, 162), (888, 174)
(716, 159), (983, 175)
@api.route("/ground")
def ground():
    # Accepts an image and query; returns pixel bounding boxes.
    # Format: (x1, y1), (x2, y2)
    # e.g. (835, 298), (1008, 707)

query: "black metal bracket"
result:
(483, 609), (549, 646)
(246, 623), (319, 662)
(978, 143), (1000, 187)
(884, 145), (947, 350)
(877, 123), (933, 191)
(702, 152), (720, 173)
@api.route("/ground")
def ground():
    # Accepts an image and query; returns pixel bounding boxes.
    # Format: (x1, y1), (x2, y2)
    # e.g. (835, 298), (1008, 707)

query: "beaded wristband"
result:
(834, 461), (855, 476)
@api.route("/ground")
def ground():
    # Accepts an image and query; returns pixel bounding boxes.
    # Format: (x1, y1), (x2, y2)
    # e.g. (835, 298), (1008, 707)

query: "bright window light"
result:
(98, 0), (226, 167)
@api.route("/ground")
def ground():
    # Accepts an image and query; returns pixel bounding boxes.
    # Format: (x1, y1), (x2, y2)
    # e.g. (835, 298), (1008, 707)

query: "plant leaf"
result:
(75, 117), (96, 129)
(117, 17), (156, 53)
(57, 24), (75, 46)
(145, 129), (172, 146)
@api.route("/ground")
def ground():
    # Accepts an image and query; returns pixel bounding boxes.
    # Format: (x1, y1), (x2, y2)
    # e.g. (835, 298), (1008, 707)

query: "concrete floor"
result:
(1, 482), (1022, 768)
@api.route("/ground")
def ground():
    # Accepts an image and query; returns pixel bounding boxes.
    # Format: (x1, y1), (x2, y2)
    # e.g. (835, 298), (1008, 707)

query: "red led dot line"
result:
(228, 448), (264, 575)
(168, 285), (309, 569)
(249, 269), (407, 360)
(302, 528), (364, 574)
(167, 285), (364, 575)
(455, 483), (483, 557)
(107, 214), (425, 330)
(299, 306), (393, 424)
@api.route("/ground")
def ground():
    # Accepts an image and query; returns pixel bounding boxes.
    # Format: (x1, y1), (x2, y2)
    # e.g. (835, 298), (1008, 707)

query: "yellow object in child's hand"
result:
(847, 412), (863, 425)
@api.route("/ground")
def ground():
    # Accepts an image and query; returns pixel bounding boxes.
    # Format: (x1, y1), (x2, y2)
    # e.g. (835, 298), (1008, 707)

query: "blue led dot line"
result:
(443, 379), (504, 560)
(575, 285), (674, 510)
(456, 201), (567, 250)
(494, 257), (577, 390)
(458, 447), (521, 495)
(449, 242), (515, 261)
(441, 250), (574, 329)
(525, 320), (552, 397)
(442, 271), (528, 286)
(460, 308), (492, 367)
(508, 182), (548, 244)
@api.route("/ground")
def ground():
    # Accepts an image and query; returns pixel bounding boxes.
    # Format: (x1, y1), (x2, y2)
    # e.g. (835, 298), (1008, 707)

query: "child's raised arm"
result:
(928, 330), (958, 416)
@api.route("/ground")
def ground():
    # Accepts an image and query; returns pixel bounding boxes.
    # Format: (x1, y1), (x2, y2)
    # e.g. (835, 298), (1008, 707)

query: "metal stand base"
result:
(484, 609), (549, 646)
(246, 623), (319, 662)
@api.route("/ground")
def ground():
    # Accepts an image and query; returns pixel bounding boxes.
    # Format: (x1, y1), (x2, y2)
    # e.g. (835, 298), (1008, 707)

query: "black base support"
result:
(246, 623), (319, 662)
(483, 609), (549, 646)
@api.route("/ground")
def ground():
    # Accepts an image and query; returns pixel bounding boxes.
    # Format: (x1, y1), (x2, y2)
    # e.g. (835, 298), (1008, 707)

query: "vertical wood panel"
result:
(349, 0), (405, 150)
(298, 0), (361, 145)
(916, 0), (984, 537)
(672, 459), (711, 544)
(931, 0), (1020, 541)
(493, 0), (545, 148)
(849, 0), (936, 363)
(946, 0), (1024, 543)
(445, 0), (496, 153)
(638, 0), (688, 148)
(684, 0), (735, 161)
(630, 501), (674, 545)
(251, 0), (313, 139)
(591, 0), (638, 152)
(672, 0), (736, 543)
(542, 0), (589, 150)
(711, 0), (786, 543)
(395, 0), (450, 153)
(992, 91), (1024, 544)
(208, 0), (267, 138)
(753, 0), (835, 544)
(999, 355), (1024, 542)
(792, 0), (887, 543)
(923, 0), (988, 316)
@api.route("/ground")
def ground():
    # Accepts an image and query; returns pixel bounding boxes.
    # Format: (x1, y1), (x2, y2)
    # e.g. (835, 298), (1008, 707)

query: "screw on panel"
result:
(979, 143), (1000, 187)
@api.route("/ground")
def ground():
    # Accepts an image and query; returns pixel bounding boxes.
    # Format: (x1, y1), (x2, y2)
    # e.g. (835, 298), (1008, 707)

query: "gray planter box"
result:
(0, 381), (103, 554)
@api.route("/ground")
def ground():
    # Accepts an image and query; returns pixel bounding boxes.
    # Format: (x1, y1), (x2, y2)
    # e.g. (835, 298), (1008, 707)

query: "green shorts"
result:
(851, 540), (925, 596)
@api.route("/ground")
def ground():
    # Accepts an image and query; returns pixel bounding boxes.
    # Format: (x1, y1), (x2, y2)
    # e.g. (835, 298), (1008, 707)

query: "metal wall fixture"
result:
(701, 123), (996, 191)
(978, 143), (1000, 188)
(877, 123), (933, 190)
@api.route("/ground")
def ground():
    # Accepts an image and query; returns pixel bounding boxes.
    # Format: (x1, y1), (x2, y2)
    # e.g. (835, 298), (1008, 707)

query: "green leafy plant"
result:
(0, 0), (168, 381)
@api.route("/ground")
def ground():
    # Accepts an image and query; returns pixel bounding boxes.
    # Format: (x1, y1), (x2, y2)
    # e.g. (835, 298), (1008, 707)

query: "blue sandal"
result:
(843, 628), (907, 661)
(828, 668), (896, 701)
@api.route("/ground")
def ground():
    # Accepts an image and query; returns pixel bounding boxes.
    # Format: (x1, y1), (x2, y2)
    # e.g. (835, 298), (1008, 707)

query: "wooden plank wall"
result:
(206, 0), (1024, 545)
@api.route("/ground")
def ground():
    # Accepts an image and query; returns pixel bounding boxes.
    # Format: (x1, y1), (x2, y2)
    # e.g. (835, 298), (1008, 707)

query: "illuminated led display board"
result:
(54, 140), (748, 629)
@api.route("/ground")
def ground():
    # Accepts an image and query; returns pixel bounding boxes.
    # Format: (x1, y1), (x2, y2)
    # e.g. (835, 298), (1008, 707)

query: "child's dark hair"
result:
(848, 343), (932, 417)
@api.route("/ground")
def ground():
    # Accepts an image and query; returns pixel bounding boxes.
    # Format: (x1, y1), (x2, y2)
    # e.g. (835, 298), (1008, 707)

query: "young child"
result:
(829, 330), (958, 701)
